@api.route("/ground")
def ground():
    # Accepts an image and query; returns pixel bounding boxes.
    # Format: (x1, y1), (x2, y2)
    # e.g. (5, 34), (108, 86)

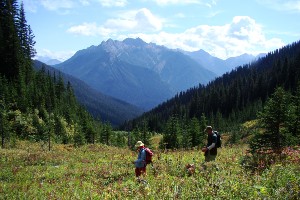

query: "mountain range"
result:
(125, 41), (300, 132)
(50, 38), (263, 111)
(36, 56), (62, 65)
(33, 60), (143, 126)
(183, 50), (266, 76)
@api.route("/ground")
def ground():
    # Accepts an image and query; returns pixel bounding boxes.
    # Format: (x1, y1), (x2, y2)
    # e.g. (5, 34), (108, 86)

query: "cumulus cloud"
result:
(68, 8), (162, 35)
(36, 49), (75, 61)
(122, 16), (284, 59)
(134, 8), (163, 31)
(67, 14), (284, 59)
(67, 22), (113, 37)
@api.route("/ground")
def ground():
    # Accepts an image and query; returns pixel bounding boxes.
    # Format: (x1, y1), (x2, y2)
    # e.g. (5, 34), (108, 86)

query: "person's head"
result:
(135, 141), (144, 149)
(205, 126), (213, 134)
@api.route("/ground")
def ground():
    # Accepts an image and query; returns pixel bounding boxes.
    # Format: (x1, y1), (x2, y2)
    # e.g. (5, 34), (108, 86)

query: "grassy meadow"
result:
(0, 140), (299, 199)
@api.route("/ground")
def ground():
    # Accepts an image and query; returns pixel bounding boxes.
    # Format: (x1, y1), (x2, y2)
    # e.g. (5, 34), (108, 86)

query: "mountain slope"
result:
(184, 50), (265, 76)
(36, 55), (62, 65)
(55, 38), (216, 110)
(124, 41), (300, 131)
(33, 60), (143, 126)
(184, 49), (228, 76)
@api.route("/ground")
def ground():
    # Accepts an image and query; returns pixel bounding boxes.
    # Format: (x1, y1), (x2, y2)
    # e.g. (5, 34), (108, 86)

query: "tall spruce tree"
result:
(251, 87), (290, 153)
(188, 117), (200, 147)
(15, 1), (35, 83)
(162, 115), (180, 149)
(0, 0), (22, 79)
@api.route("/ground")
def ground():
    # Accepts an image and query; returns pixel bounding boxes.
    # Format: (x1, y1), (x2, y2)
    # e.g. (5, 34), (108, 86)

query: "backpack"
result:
(214, 131), (222, 148)
(144, 147), (153, 164)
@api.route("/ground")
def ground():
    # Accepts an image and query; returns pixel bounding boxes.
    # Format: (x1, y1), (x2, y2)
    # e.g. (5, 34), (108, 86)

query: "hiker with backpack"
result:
(133, 141), (149, 180)
(202, 126), (219, 162)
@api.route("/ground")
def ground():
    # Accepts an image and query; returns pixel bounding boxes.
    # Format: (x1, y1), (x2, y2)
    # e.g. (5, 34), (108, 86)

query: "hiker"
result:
(133, 141), (147, 179)
(202, 126), (218, 162)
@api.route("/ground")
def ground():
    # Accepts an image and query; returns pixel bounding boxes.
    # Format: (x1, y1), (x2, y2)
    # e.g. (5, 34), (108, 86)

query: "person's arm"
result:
(207, 143), (215, 150)
(207, 133), (217, 150)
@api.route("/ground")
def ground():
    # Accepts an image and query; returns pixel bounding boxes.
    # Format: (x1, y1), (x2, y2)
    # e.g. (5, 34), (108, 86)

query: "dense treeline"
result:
(0, 0), (122, 148)
(123, 41), (300, 145)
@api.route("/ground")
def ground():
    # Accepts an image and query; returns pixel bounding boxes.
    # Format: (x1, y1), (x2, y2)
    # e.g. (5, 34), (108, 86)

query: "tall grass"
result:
(0, 141), (299, 199)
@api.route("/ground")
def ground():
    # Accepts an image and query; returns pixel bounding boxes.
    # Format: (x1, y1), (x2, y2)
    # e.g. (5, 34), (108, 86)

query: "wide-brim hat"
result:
(204, 126), (212, 132)
(135, 141), (144, 147)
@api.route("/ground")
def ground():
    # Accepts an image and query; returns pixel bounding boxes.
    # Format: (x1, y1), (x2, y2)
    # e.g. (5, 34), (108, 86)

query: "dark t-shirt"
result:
(206, 132), (218, 155)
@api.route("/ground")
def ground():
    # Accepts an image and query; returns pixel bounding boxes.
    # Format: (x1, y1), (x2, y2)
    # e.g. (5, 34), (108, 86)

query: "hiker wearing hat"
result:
(133, 141), (147, 178)
(202, 126), (218, 162)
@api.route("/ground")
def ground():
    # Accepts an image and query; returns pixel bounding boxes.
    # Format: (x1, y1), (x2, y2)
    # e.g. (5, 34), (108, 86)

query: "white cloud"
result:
(36, 49), (75, 61)
(67, 14), (284, 59)
(96, 0), (128, 7)
(121, 16), (285, 59)
(23, 0), (92, 13)
(153, 0), (201, 5)
(67, 22), (113, 37)
(135, 8), (163, 31)
(40, 0), (75, 11)
(257, 0), (300, 12)
(68, 8), (163, 35)
(152, 0), (216, 7)
(104, 19), (136, 30)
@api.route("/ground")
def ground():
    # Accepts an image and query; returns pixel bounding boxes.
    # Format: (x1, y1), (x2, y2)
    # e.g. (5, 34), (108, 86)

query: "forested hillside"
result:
(33, 60), (143, 126)
(0, 1), (104, 147)
(124, 41), (300, 136)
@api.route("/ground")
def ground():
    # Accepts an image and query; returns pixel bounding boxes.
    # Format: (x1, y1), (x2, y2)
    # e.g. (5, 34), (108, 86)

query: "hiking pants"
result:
(135, 166), (146, 177)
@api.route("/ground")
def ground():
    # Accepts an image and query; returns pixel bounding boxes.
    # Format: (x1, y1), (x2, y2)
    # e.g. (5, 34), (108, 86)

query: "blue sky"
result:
(21, 0), (300, 61)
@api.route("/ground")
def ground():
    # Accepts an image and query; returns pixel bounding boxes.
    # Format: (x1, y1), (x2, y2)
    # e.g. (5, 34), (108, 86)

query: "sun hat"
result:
(205, 126), (212, 131)
(135, 141), (144, 147)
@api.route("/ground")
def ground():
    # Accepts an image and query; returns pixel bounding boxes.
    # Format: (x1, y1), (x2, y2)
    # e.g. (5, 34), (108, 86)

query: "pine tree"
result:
(140, 119), (150, 146)
(188, 117), (200, 147)
(15, 1), (35, 83)
(285, 82), (300, 144)
(0, 0), (22, 79)
(254, 87), (290, 153)
(163, 116), (180, 149)
(101, 122), (112, 145)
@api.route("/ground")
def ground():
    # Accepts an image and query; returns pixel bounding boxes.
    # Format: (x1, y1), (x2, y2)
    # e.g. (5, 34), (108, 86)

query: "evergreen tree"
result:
(15, 1), (35, 83)
(0, 0), (106, 147)
(285, 82), (300, 144)
(251, 87), (290, 153)
(140, 119), (150, 146)
(101, 122), (112, 145)
(293, 83), (300, 142)
(129, 127), (141, 148)
(0, 0), (22, 79)
(162, 116), (180, 149)
(188, 117), (200, 147)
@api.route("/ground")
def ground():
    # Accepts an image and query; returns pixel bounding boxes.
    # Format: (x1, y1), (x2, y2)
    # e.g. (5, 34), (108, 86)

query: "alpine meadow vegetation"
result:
(0, 140), (299, 199)
(1, 1), (300, 199)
